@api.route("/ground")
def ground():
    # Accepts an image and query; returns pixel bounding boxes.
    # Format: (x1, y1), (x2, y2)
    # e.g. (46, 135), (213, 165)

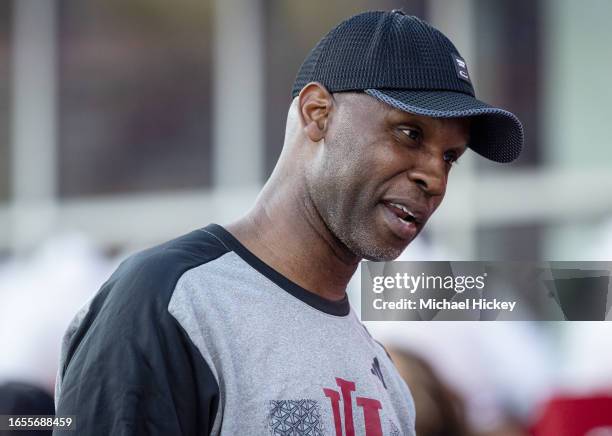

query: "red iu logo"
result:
(323, 377), (382, 436)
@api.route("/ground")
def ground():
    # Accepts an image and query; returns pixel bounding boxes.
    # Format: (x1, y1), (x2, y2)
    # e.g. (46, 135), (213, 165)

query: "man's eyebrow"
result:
(386, 108), (418, 121)
(386, 112), (471, 144)
(388, 111), (450, 128)
(386, 113), (427, 131)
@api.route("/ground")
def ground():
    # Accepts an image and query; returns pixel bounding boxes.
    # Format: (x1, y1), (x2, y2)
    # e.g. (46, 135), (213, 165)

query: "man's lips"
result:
(379, 200), (428, 241)
(380, 199), (428, 225)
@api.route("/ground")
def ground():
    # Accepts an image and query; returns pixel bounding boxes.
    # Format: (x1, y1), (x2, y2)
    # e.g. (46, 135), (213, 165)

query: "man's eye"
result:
(401, 128), (421, 141)
(443, 150), (459, 165)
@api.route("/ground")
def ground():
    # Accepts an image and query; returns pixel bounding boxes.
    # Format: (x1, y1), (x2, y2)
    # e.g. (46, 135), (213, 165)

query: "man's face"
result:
(306, 92), (470, 261)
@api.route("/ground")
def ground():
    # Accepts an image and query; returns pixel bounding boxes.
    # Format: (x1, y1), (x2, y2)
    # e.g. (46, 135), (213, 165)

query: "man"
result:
(54, 10), (522, 436)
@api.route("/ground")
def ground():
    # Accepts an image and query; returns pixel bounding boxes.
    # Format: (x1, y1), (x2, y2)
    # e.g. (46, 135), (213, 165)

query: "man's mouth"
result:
(383, 201), (421, 225)
(379, 200), (425, 242)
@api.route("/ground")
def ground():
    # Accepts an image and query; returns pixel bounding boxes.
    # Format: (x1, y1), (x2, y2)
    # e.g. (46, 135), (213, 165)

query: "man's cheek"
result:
(434, 192), (446, 209)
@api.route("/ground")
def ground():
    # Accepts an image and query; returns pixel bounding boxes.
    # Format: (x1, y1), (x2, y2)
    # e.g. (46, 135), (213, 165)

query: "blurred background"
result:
(0, 0), (611, 435)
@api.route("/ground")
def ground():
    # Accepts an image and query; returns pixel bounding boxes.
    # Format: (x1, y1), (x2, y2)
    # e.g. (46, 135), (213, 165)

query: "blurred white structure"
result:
(0, 233), (116, 391)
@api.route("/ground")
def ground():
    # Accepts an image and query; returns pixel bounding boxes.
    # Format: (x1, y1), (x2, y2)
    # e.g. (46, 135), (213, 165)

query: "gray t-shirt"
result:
(55, 224), (416, 435)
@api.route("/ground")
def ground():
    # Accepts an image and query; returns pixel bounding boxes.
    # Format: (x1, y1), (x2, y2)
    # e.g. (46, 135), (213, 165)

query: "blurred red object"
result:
(531, 395), (612, 436)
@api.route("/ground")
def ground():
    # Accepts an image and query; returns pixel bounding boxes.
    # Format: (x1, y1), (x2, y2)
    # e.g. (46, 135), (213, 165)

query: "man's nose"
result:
(407, 157), (447, 197)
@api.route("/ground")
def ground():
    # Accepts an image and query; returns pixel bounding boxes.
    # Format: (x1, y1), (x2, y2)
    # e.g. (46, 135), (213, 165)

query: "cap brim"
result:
(365, 89), (524, 163)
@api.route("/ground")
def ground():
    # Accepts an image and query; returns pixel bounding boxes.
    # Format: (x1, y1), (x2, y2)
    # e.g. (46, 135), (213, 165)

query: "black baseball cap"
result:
(292, 10), (523, 163)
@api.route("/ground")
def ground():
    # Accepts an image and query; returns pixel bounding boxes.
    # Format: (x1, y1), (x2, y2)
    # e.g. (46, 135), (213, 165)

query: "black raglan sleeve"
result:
(54, 232), (225, 436)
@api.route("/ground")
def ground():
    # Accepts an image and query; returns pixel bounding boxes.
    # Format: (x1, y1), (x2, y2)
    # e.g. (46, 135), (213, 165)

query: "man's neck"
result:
(225, 190), (360, 302)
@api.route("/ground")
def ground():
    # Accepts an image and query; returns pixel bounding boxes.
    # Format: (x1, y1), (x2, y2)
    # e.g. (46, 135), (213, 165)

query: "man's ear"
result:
(298, 82), (334, 142)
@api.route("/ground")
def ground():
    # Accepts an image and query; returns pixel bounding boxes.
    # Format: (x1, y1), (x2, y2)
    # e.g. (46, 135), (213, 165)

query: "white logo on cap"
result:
(452, 54), (471, 84)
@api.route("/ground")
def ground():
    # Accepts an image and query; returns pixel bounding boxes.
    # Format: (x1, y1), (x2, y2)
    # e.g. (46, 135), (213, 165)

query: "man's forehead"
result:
(336, 92), (470, 139)
(383, 101), (468, 127)
(384, 102), (469, 133)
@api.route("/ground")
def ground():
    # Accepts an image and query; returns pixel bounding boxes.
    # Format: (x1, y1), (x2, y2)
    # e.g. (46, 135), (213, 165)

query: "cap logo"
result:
(452, 54), (471, 84)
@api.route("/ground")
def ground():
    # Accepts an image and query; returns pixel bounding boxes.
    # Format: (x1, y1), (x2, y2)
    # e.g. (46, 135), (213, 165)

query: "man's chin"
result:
(355, 240), (408, 262)
(331, 220), (413, 261)
(361, 250), (403, 262)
